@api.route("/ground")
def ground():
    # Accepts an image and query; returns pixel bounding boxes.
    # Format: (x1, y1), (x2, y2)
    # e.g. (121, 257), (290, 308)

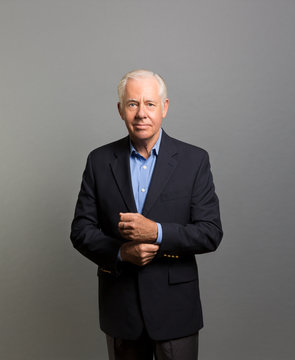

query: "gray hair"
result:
(117, 69), (167, 106)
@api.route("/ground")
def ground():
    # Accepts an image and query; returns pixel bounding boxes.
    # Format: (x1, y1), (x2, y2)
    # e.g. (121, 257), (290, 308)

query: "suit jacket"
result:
(70, 130), (223, 341)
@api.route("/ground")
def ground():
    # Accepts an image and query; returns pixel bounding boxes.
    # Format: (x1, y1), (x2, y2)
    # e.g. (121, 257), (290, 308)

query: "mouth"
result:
(133, 123), (150, 129)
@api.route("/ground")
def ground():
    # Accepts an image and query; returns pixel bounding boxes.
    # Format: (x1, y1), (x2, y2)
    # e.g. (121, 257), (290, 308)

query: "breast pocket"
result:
(160, 190), (189, 202)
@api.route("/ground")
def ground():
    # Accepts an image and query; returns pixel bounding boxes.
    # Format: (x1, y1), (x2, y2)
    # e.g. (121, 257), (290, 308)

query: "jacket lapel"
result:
(110, 137), (137, 213)
(142, 131), (178, 216)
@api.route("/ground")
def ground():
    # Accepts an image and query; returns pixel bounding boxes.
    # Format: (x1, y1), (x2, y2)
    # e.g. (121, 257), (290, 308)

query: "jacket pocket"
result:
(168, 259), (198, 284)
(97, 266), (113, 276)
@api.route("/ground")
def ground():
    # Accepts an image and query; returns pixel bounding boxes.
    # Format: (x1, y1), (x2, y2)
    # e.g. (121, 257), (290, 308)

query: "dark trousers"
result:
(106, 331), (199, 360)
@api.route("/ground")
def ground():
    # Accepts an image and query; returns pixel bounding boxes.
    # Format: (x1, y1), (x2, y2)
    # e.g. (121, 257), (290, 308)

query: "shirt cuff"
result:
(155, 223), (162, 244)
(118, 223), (162, 260)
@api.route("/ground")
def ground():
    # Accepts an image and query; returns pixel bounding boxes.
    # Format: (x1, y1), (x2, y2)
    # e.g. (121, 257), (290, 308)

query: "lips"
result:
(133, 123), (150, 129)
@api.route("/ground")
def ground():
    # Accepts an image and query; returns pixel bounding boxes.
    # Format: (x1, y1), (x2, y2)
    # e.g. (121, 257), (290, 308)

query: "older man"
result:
(71, 69), (223, 360)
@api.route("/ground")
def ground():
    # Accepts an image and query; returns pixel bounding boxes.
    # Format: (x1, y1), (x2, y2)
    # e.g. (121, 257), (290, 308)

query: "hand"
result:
(120, 241), (159, 266)
(118, 213), (158, 242)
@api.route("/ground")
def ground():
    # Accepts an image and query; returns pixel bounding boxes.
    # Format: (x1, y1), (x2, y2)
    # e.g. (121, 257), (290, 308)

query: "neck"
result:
(130, 131), (161, 159)
(131, 140), (153, 159)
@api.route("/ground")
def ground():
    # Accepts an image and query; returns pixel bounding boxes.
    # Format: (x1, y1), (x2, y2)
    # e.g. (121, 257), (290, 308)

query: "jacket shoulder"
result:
(88, 136), (128, 160)
(164, 132), (208, 159)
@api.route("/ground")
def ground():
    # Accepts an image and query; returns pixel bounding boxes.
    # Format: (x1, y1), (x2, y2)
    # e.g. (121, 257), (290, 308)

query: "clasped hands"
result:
(118, 213), (159, 266)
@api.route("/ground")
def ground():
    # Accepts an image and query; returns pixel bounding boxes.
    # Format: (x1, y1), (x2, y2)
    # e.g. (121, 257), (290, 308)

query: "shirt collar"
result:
(130, 129), (162, 157)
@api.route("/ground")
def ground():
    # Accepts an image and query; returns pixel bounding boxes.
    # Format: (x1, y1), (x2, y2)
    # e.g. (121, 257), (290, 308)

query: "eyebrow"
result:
(126, 99), (138, 103)
(126, 99), (156, 103)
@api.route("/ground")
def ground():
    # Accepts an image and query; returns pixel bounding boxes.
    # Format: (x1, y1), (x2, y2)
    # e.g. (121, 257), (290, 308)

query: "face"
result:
(118, 77), (169, 146)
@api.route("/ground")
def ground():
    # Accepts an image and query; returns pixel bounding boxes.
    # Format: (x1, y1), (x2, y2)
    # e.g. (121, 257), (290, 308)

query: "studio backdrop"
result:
(0, 1), (294, 359)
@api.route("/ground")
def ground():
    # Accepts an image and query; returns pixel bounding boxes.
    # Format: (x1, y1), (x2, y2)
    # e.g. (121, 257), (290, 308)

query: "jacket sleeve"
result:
(70, 152), (122, 271)
(160, 151), (223, 255)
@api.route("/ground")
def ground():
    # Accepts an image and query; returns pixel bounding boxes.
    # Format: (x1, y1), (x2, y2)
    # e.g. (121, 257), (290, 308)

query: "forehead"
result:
(124, 77), (160, 100)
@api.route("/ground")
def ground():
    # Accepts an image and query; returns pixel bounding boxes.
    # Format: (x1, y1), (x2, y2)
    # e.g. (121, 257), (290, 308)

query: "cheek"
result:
(123, 112), (134, 123)
(124, 119), (132, 127)
(152, 113), (163, 126)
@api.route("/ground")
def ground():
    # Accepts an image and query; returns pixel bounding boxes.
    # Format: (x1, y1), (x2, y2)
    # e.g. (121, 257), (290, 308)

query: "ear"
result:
(117, 102), (124, 120)
(162, 98), (169, 118)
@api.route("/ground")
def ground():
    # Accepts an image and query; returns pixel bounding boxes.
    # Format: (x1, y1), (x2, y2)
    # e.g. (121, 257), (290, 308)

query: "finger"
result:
(142, 244), (159, 252)
(140, 260), (151, 266)
(138, 254), (155, 263)
(119, 228), (134, 237)
(139, 252), (155, 260)
(120, 213), (139, 222)
(118, 221), (127, 230)
(142, 253), (157, 260)
(137, 250), (158, 259)
(140, 256), (157, 266)
(139, 253), (157, 260)
(118, 221), (134, 232)
(142, 250), (158, 256)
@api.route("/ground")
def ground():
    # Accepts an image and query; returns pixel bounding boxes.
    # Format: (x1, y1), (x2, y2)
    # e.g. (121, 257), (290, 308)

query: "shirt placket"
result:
(138, 157), (149, 214)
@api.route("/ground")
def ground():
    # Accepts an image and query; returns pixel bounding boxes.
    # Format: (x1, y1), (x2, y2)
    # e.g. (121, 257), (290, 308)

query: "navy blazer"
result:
(71, 130), (223, 341)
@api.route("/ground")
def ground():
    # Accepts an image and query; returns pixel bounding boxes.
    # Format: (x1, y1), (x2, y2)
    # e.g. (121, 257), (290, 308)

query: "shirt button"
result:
(143, 165), (147, 170)
(141, 188), (146, 192)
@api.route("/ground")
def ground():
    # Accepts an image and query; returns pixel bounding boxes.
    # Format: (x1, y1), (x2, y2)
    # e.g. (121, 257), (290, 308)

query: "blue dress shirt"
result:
(129, 130), (162, 244)
(118, 130), (163, 260)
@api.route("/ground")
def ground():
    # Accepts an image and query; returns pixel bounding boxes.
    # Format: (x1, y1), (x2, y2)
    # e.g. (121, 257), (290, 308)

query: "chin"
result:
(132, 130), (153, 139)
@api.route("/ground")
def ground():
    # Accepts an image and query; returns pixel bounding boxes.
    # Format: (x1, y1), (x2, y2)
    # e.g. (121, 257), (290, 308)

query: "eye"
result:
(147, 103), (155, 107)
(128, 103), (137, 108)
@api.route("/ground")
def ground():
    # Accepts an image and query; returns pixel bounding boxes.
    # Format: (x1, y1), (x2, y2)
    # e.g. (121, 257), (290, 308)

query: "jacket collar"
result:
(110, 130), (179, 215)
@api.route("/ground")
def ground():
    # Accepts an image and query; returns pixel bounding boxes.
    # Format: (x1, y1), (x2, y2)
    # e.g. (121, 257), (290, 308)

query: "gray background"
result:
(0, 0), (294, 359)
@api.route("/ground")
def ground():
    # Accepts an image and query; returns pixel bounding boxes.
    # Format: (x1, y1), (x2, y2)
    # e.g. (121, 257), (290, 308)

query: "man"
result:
(71, 69), (223, 360)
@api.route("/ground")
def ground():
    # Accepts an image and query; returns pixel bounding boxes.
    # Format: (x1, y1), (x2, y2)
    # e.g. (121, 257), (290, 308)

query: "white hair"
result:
(117, 69), (167, 106)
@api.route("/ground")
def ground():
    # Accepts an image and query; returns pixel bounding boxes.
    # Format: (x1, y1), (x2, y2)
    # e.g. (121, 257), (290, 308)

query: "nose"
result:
(136, 103), (146, 119)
